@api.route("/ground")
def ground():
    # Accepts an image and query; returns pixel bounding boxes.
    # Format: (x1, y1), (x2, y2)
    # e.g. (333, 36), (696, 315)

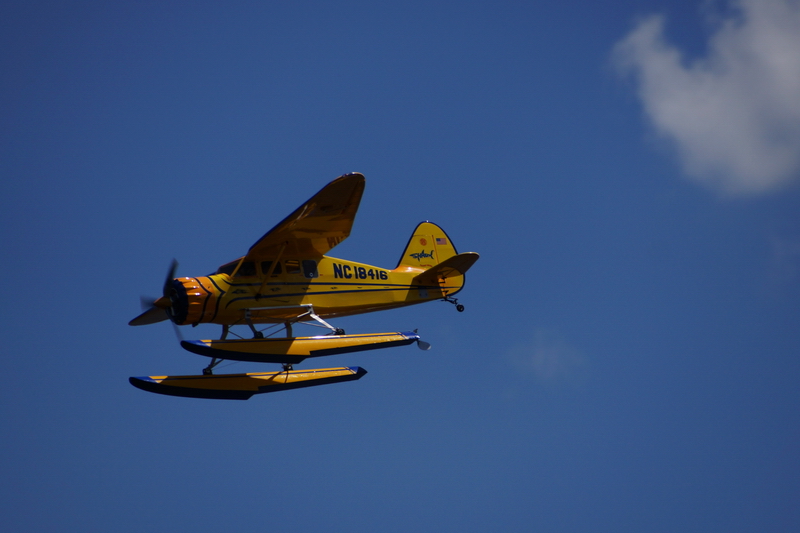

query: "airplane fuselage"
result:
(168, 255), (465, 326)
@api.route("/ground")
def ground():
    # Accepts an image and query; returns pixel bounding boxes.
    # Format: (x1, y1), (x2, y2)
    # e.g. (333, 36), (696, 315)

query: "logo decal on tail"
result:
(409, 249), (434, 262)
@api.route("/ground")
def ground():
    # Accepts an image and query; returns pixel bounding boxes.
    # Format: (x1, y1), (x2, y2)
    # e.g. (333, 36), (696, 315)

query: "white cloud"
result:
(507, 330), (588, 386)
(613, 0), (800, 196)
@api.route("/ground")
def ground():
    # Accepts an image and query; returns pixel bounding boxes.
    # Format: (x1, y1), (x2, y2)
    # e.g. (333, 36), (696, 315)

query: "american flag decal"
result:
(436, 237), (447, 245)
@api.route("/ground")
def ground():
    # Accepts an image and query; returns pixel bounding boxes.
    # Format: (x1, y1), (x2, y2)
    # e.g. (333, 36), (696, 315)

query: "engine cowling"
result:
(166, 277), (219, 325)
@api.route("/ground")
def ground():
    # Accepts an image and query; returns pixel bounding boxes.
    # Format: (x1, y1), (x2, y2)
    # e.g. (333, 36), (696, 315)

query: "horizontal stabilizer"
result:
(414, 252), (480, 284)
(129, 366), (367, 400)
(180, 331), (419, 365)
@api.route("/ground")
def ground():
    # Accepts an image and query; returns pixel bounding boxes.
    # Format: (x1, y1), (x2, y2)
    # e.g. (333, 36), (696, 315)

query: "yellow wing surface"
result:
(244, 173), (365, 261)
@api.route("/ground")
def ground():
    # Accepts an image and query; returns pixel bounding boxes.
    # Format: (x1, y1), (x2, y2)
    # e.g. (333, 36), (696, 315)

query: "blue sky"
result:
(2, 1), (799, 531)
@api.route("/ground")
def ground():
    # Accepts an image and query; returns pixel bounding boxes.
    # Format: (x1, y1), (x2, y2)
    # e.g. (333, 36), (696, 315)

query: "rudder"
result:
(396, 221), (458, 270)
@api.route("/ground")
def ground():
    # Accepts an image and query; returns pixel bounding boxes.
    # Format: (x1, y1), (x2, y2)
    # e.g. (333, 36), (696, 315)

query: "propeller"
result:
(129, 259), (179, 327)
(162, 259), (179, 302)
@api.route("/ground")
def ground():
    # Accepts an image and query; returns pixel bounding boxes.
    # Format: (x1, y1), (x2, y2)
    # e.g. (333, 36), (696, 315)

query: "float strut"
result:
(245, 310), (264, 338)
(203, 358), (222, 375)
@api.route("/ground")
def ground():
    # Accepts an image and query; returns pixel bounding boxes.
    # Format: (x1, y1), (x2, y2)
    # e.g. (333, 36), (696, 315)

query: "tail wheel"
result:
(443, 296), (465, 312)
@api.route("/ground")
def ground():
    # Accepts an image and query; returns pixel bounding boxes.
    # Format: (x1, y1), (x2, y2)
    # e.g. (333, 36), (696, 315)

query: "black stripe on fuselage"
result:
(191, 277), (213, 324)
(222, 281), (462, 309)
(204, 275), (230, 322)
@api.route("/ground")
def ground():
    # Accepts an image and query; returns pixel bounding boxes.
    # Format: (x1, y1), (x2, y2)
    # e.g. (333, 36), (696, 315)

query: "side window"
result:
(302, 260), (318, 279)
(260, 261), (282, 276)
(234, 261), (256, 277)
(285, 260), (301, 275)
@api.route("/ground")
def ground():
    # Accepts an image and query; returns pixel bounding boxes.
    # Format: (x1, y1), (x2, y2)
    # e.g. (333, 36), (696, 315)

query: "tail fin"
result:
(396, 221), (460, 270)
(397, 222), (479, 299)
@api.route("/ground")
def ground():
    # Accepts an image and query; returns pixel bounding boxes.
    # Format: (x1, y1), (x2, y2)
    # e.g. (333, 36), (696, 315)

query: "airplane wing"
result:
(244, 173), (365, 260)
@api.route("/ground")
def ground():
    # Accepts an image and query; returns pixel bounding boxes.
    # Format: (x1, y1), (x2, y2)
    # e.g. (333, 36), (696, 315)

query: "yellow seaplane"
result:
(129, 173), (479, 399)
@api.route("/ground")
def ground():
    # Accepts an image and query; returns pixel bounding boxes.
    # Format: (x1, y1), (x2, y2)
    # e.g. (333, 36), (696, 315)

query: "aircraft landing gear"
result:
(443, 296), (465, 312)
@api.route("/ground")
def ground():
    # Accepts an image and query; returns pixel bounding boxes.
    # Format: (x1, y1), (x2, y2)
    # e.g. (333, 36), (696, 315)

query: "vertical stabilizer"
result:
(396, 221), (458, 270)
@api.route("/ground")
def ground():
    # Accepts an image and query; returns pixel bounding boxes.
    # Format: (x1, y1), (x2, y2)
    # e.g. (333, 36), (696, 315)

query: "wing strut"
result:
(255, 241), (287, 300)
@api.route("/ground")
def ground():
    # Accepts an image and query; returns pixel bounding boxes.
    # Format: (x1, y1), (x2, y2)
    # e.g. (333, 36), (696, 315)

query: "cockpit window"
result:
(234, 261), (256, 277)
(260, 261), (282, 276)
(284, 260), (301, 275)
(282, 260), (317, 278)
(215, 260), (256, 277)
(302, 260), (318, 278)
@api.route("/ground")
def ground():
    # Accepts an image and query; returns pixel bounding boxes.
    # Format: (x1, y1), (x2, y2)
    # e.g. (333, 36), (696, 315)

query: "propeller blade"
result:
(170, 319), (184, 341)
(163, 259), (179, 297)
(140, 296), (156, 311)
(130, 259), (180, 327)
(129, 306), (169, 326)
